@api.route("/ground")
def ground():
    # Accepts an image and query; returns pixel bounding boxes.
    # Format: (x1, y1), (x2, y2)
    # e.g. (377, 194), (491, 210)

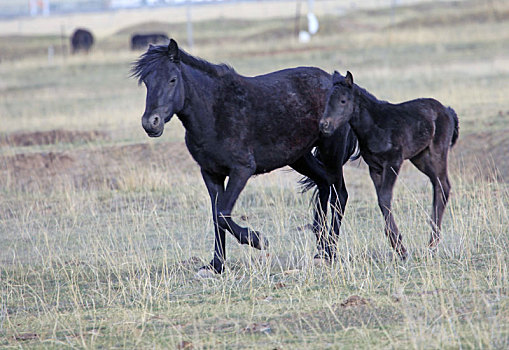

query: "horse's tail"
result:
(346, 129), (361, 163)
(299, 128), (359, 198)
(298, 147), (321, 196)
(447, 106), (459, 148)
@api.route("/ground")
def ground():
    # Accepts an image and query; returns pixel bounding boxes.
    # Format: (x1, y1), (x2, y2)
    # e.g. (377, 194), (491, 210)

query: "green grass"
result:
(0, 0), (508, 348)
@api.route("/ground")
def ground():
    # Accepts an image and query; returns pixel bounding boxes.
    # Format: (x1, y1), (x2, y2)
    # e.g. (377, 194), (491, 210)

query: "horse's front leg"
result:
(200, 170), (227, 275)
(217, 167), (269, 251)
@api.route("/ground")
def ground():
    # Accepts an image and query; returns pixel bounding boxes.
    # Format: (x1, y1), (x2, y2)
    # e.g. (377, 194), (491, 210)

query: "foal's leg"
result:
(290, 155), (332, 258)
(410, 148), (451, 249)
(201, 170), (227, 274)
(369, 163), (408, 259)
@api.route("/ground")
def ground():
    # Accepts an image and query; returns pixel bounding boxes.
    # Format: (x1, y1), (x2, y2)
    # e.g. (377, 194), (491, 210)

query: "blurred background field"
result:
(0, 0), (508, 348)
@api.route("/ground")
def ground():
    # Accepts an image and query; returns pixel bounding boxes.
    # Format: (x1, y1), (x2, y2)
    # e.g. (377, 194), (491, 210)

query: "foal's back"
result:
(374, 98), (455, 159)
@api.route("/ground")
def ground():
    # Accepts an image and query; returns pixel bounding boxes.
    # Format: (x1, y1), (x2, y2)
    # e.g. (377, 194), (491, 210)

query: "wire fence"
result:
(3, 0), (221, 19)
(0, 0), (454, 20)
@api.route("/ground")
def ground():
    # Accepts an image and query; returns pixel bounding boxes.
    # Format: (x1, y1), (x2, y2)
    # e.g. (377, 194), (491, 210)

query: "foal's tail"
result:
(446, 106), (459, 148)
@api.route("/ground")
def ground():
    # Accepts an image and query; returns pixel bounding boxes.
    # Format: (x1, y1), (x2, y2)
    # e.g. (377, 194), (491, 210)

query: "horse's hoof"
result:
(313, 253), (332, 267)
(252, 231), (269, 250)
(259, 234), (269, 250)
(313, 257), (330, 267)
(196, 266), (218, 279)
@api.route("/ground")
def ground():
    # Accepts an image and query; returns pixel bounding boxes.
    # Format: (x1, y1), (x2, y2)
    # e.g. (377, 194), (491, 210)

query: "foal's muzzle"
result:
(142, 113), (164, 137)
(319, 119), (334, 136)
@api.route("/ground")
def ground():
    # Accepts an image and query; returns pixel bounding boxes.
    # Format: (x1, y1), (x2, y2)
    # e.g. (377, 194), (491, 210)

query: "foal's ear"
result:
(345, 71), (354, 88)
(332, 70), (342, 85)
(168, 39), (180, 63)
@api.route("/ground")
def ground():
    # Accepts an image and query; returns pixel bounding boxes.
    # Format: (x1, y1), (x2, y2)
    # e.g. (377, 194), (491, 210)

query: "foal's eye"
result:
(169, 77), (177, 84)
(340, 100), (347, 104)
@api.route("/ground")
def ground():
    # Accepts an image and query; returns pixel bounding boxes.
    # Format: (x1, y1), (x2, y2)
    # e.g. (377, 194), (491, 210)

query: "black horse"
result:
(132, 40), (357, 275)
(71, 28), (94, 54)
(320, 71), (459, 258)
(131, 33), (169, 50)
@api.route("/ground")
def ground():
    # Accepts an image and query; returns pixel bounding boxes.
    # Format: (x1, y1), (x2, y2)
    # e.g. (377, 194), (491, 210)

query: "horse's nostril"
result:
(149, 114), (160, 127)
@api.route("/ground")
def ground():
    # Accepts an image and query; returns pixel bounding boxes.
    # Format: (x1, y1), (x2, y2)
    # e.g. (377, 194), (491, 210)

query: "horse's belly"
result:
(253, 134), (316, 172)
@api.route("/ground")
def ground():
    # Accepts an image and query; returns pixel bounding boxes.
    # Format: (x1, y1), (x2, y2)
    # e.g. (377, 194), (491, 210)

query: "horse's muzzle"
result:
(142, 113), (164, 137)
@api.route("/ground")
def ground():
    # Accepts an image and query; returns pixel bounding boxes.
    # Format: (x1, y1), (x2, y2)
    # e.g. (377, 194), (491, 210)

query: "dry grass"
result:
(0, 0), (508, 348)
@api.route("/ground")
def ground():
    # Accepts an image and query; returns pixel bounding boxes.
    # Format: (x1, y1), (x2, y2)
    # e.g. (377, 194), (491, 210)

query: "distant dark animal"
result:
(71, 28), (94, 54)
(320, 71), (459, 258)
(132, 40), (358, 275)
(131, 33), (169, 50)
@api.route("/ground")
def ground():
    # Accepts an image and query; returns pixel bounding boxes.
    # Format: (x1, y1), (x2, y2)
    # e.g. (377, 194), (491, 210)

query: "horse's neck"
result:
(177, 64), (221, 141)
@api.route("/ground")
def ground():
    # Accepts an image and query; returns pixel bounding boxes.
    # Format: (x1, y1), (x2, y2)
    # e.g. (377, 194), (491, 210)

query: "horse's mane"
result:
(131, 44), (234, 84)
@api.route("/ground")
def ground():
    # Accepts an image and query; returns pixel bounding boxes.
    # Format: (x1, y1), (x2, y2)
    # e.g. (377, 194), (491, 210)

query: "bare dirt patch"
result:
(0, 129), (109, 147)
(338, 295), (370, 308)
(0, 140), (195, 191)
(451, 128), (509, 182)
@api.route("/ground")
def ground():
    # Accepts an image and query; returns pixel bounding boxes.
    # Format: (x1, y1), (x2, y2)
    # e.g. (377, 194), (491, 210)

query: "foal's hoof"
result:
(399, 250), (409, 261)
(427, 245), (438, 257)
(196, 265), (219, 279)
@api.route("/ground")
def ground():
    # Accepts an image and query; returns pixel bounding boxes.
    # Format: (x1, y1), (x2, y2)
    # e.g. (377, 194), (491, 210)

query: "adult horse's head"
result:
(319, 71), (355, 136)
(132, 39), (185, 137)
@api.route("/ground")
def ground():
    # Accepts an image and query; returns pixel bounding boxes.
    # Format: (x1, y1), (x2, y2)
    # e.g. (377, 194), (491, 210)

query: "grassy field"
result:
(0, 0), (508, 348)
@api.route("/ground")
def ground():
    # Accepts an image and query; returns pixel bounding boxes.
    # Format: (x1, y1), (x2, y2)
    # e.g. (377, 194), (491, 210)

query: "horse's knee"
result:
(435, 176), (451, 203)
(216, 212), (230, 230)
(377, 196), (391, 211)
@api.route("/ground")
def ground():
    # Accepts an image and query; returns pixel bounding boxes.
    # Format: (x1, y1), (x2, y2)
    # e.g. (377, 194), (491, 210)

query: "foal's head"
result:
(319, 71), (355, 136)
(133, 39), (185, 137)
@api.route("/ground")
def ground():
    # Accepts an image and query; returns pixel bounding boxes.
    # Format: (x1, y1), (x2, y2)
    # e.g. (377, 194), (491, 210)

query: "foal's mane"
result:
(333, 74), (386, 106)
(131, 44), (234, 84)
(354, 84), (385, 105)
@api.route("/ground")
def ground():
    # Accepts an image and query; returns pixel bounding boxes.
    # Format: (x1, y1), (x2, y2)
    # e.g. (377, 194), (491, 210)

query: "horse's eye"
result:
(169, 77), (177, 84)
(340, 100), (346, 104)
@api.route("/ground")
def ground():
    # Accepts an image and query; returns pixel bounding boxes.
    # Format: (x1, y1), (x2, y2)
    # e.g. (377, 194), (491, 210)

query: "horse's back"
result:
(249, 66), (330, 90)
(210, 67), (333, 172)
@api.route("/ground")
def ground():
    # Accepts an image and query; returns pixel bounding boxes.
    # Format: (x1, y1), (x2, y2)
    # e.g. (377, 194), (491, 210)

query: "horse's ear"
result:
(168, 39), (180, 63)
(345, 71), (354, 88)
(332, 71), (341, 85)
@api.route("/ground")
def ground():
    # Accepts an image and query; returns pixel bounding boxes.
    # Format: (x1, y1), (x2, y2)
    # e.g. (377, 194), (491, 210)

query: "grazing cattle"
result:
(132, 40), (359, 275)
(320, 71), (459, 258)
(71, 28), (94, 54)
(131, 33), (169, 50)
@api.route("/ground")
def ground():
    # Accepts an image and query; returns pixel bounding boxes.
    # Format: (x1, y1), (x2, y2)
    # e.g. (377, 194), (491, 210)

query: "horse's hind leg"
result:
(290, 155), (331, 258)
(369, 163), (408, 259)
(410, 148), (451, 249)
(328, 175), (348, 259)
